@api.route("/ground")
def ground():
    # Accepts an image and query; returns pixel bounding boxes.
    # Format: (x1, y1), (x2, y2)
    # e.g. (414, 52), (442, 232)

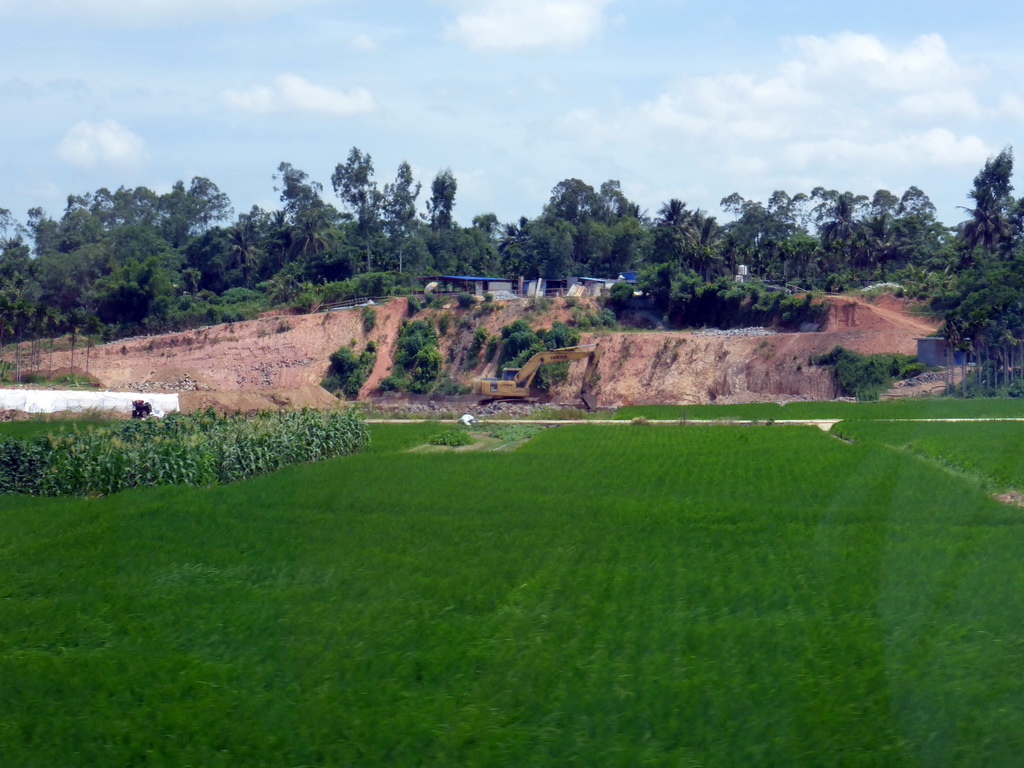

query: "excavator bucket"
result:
(581, 392), (598, 411)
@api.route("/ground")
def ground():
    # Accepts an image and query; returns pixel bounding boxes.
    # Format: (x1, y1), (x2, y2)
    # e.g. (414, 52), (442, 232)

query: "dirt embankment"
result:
(27, 294), (940, 410)
(552, 295), (939, 406)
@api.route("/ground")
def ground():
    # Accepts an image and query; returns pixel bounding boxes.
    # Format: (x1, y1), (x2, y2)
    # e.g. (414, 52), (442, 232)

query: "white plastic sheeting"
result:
(0, 390), (180, 417)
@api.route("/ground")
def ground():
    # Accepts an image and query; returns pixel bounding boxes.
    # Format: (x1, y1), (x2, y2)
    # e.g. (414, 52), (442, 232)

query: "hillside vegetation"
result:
(1, 147), (1023, 401)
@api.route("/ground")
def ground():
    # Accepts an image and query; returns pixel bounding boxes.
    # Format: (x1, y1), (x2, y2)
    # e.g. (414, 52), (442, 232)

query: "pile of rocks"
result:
(236, 357), (318, 388)
(891, 370), (949, 388)
(694, 327), (777, 337)
(127, 373), (213, 393)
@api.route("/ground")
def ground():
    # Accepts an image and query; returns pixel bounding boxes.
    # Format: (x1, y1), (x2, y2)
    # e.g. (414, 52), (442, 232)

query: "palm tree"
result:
(498, 217), (533, 281)
(654, 200), (695, 270)
(960, 187), (1012, 255)
(820, 192), (862, 248)
(686, 211), (722, 281)
(861, 213), (898, 276)
(227, 217), (264, 282)
(656, 199), (690, 228)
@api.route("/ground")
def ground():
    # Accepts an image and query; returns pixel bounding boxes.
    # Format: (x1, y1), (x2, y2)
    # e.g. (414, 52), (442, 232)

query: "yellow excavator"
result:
(470, 343), (603, 410)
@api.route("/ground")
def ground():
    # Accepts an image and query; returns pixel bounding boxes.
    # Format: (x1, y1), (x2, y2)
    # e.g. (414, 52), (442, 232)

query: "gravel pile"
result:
(694, 327), (777, 337)
(369, 400), (596, 418)
(235, 357), (318, 388)
(127, 373), (214, 393)
(892, 371), (949, 388)
(489, 290), (520, 301)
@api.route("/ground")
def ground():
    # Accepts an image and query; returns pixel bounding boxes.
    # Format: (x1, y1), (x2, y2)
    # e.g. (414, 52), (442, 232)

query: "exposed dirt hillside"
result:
(563, 294), (941, 406)
(27, 294), (940, 410)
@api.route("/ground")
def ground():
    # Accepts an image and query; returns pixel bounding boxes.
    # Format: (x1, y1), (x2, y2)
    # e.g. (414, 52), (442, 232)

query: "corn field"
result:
(0, 408), (370, 496)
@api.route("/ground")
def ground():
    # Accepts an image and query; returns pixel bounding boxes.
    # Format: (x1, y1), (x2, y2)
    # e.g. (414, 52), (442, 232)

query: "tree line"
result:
(0, 145), (1021, 369)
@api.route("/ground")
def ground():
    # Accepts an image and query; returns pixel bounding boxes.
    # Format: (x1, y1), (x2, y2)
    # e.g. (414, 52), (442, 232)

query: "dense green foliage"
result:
(0, 144), (1021, 361)
(2, 422), (1023, 765)
(381, 319), (442, 393)
(497, 319), (581, 391)
(0, 408), (369, 496)
(809, 345), (920, 400)
(320, 342), (377, 398)
(637, 268), (829, 329)
(427, 427), (474, 446)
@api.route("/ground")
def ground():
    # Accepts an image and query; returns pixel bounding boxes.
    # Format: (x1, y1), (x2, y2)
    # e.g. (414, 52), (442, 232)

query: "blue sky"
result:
(2, 0), (1023, 230)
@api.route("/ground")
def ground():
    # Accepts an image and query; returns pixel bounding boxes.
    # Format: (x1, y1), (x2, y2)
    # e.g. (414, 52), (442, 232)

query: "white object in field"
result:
(459, 414), (477, 426)
(0, 389), (180, 417)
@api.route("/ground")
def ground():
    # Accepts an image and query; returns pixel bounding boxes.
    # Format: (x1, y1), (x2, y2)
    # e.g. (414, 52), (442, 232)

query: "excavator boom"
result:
(471, 343), (603, 410)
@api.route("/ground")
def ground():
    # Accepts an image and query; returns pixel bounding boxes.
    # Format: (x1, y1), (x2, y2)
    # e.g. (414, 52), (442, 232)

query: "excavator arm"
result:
(471, 343), (603, 409)
(512, 345), (602, 389)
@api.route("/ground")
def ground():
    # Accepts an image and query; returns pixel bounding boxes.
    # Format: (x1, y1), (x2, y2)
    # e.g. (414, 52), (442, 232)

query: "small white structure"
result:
(459, 414), (477, 426)
(0, 389), (180, 417)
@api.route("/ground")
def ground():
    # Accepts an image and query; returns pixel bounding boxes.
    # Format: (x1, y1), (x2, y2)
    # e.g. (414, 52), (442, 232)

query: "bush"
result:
(457, 292), (476, 308)
(432, 375), (470, 396)
(429, 428), (474, 447)
(390, 320), (441, 394)
(361, 305), (377, 333)
(322, 343), (377, 399)
(608, 281), (635, 307)
(468, 328), (489, 359)
(485, 337), (499, 361)
(810, 346), (917, 401)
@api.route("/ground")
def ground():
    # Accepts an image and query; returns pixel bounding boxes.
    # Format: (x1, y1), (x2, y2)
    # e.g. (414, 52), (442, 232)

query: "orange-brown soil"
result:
(21, 293), (940, 411)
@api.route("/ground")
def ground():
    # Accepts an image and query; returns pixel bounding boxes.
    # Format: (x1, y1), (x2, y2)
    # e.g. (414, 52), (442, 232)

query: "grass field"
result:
(615, 397), (1024, 421)
(2, 420), (1024, 765)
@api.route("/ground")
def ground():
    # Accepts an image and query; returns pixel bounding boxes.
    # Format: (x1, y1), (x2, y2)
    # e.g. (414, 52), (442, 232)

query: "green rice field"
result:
(615, 397), (1024, 421)
(2, 419), (1024, 765)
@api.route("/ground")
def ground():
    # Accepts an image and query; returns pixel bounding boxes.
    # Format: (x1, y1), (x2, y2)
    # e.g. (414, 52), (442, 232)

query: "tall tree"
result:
(960, 146), (1016, 257)
(812, 188), (867, 248)
(381, 161), (421, 272)
(425, 169), (457, 231)
(332, 148), (382, 270)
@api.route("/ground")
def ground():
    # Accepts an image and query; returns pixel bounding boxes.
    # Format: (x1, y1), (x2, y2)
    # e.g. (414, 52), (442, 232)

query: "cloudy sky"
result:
(2, 0), (1023, 230)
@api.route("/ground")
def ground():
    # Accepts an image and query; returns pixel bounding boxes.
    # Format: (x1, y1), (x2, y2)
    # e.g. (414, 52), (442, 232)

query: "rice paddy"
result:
(2, 417), (1023, 765)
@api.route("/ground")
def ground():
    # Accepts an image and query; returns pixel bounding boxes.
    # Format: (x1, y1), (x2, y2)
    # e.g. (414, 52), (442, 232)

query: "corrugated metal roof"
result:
(432, 274), (507, 282)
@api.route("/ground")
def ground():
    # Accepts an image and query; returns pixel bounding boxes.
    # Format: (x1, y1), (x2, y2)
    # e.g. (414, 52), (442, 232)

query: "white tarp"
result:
(0, 390), (180, 417)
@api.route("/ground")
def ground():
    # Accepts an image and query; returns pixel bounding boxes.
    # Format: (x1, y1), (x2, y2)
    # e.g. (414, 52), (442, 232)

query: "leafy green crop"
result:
(0, 407), (369, 496)
(428, 427), (474, 447)
(3, 422), (1024, 766)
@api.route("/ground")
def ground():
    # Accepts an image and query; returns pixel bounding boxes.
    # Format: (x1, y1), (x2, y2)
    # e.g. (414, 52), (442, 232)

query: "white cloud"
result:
(222, 74), (376, 116)
(792, 32), (978, 93)
(351, 33), (377, 52)
(999, 94), (1024, 121)
(445, 0), (612, 50)
(594, 33), (998, 170)
(786, 129), (991, 169)
(56, 120), (147, 169)
(0, 0), (324, 27)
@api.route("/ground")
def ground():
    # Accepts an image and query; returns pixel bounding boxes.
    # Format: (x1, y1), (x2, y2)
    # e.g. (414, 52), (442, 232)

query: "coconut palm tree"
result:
(686, 211), (722, 281)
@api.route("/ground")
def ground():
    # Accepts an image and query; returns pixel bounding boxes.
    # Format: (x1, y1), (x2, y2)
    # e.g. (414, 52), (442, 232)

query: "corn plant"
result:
(0, 408), (370, 497)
